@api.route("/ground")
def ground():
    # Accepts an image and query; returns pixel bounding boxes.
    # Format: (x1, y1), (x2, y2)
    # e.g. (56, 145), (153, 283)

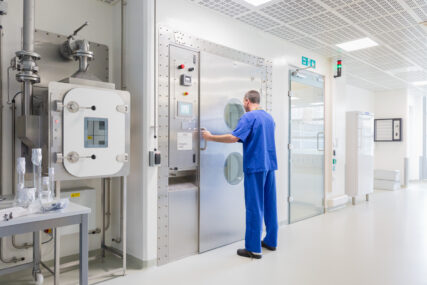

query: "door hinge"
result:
(288, 91), (292, 97)
(288, 196), (294, 203)
(288, 144), (293, 150)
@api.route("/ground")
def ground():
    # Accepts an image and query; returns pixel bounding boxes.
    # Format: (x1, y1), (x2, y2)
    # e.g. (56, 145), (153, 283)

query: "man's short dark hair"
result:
(244, 90), (260, 104)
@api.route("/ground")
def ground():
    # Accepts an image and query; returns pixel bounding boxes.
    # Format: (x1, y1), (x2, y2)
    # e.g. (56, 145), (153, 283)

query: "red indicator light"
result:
(178, 64), (185, 69)
(55, 119), (59, 124)
(183, 92), (189, 96)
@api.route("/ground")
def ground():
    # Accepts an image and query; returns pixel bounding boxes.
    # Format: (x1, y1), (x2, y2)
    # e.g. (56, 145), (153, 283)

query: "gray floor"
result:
(3, 184), (427, 285)
(104, 184), (427, 285)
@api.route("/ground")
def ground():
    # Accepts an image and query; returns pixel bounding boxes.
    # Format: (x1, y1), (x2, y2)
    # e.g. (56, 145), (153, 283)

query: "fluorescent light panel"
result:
(242, 0), (272, 6)
(336, 37), (378, 52)
(412, 81), (427, 86)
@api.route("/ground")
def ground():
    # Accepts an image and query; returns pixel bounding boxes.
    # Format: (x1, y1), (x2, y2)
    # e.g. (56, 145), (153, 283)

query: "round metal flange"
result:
(66, 101), (80, 113)
(15, 50), (41, 60)
(66, 151), (80, 163)
(15, 73), (40, 83)
(73, 50), (94, 60)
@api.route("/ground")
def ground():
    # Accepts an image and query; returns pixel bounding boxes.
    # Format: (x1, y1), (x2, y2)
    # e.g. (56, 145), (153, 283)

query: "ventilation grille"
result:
(237, 11), (280, 30)
(187, 0), (427, 91)
(191, 0), (249, 17)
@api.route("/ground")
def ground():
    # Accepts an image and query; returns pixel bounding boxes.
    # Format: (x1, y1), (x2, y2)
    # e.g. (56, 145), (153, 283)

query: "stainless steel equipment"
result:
(2, 1), (130, 282)
(199, 52), (263, 252)
(32, 78), (130, 181)
(157, 26), (273, 265)
(168, 45), (199, 172)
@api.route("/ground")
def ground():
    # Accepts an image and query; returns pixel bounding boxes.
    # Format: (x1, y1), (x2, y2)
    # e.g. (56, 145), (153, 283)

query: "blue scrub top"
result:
(232, 110), (278, 174)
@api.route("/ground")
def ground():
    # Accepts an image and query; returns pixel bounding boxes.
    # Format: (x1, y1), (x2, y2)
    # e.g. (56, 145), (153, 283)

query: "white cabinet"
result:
(345, 111), (374, 202)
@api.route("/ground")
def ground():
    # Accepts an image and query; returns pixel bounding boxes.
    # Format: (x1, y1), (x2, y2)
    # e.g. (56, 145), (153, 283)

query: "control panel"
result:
(43, 81), (131, 180)
(169, 46), (199, 171)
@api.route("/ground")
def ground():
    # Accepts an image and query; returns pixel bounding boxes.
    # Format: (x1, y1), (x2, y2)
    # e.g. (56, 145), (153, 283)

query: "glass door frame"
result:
(287, 66), (326, 224)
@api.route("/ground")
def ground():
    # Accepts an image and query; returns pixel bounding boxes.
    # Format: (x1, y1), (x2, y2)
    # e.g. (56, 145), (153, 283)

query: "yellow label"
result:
(71, 193), (80, 198)
(87, 136), (93, 140)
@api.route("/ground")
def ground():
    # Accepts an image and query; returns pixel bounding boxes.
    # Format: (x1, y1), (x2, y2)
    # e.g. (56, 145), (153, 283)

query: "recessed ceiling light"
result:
(412, 81), (427, 86)
(336, 38), (378, 52)
(242, 0), (272, 6)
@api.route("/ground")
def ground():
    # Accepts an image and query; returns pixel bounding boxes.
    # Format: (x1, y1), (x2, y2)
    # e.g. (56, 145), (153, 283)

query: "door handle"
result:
(200, 127), (208, 151)
(316, 132), (324, 151)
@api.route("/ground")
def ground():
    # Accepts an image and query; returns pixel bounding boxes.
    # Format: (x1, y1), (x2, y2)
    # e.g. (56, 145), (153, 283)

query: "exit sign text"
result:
(302, 56), (316, 69)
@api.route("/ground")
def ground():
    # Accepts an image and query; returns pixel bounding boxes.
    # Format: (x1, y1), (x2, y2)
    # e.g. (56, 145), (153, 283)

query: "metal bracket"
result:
(116, 153), (129, 163)
(54, 100), (64, 112)
(116, 105), (129, 114)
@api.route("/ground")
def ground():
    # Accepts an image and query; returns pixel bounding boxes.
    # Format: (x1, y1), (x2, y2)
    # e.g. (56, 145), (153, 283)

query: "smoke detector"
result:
(97, 0), (120, 5)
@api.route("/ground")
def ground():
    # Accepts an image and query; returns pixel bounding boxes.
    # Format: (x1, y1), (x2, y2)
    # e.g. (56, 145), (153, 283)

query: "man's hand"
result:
(201, 129), (239, 143)
(202, 129), (212, 141)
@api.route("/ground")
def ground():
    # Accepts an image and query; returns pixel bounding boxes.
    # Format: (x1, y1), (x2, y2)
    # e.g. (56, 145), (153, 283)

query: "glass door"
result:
(288, 69), (325, 224)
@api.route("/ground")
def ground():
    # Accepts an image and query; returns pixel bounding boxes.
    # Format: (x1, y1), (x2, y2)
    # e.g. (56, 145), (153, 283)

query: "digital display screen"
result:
(180, 74), (192, 86)
(177, 101), (193, 117)
(84, 118), (108, 148)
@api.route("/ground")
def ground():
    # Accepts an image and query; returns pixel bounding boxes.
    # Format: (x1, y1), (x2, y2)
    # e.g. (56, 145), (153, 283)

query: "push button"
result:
(178, 64), (185, 69)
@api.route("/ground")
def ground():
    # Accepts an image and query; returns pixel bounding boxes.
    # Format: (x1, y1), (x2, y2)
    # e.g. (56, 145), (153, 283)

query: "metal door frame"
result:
(288, 66), (325, 224)
(157, 26), (272, 265)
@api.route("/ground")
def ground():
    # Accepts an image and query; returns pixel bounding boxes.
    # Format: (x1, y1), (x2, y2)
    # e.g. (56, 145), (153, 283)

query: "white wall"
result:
(125, 0), (158, 266)
(0, 0), (121, 269)
(374, 89), (408, 185)
(346, 85), (376, 113)
(407, 90), (423, 181)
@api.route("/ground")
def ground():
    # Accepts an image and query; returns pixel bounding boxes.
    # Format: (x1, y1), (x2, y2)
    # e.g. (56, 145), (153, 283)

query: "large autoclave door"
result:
(199, 52), (263, 252)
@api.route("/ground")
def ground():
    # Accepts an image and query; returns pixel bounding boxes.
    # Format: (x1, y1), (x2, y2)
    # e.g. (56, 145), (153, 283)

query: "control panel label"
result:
(177, 132), (193, 150)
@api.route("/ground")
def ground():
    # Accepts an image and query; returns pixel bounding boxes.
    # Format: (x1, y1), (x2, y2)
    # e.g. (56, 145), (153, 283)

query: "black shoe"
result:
(261, 241), (276, 251)
(237, 248), (262, 259)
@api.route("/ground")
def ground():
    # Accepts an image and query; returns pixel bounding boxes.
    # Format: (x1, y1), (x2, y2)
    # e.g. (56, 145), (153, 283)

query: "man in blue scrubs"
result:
(202, 90), (278, 259)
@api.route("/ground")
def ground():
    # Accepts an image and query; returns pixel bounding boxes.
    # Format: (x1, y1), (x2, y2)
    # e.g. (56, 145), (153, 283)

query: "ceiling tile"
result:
(237, 11), (281, 30)
(268, 25), (306, 41)
(260, 0), (327, 24)
(188, 0), (427, 92)
(192, 0), (250, 17)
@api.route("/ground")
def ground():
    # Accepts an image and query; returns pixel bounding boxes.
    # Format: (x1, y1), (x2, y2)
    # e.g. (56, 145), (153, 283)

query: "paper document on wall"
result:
(375, 120), (393, 141)
(177, 132), (193, 150)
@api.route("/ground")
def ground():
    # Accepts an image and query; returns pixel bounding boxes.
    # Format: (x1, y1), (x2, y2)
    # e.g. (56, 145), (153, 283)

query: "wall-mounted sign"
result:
(374, 118), (402, 142)
(302, 56), (316, 69)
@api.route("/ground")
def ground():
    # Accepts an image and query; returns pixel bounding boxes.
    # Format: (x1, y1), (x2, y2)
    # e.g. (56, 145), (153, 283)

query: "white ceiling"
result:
(189, 0), (427, 93)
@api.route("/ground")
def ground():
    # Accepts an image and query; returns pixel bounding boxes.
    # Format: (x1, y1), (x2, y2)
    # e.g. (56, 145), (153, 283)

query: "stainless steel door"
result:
(199, 52), (262, 252)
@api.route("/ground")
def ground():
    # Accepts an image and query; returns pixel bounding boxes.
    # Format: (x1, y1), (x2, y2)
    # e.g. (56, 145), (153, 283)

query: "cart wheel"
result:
(35, 273), (44, 284)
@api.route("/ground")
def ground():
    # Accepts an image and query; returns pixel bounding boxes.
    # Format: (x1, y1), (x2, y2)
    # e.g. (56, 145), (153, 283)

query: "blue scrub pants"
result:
(244, 170), (278, 253)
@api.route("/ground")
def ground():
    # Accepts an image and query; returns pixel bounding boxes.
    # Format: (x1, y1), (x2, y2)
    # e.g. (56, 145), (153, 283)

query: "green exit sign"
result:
(302, 56), (316, 69)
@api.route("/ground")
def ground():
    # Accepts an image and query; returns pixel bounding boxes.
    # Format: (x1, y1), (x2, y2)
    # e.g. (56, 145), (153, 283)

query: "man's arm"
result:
(202, 130), (239, 143)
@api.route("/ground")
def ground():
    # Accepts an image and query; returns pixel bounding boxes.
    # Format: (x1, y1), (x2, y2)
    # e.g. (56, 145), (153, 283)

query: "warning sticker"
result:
(71, 193), (81, 198)
(177, 132), (193, 150)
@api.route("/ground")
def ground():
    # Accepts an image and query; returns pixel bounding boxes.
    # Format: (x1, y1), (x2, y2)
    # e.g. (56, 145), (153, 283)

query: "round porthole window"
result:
(224, 99), (245, 130)
(224, 152), (244, 185)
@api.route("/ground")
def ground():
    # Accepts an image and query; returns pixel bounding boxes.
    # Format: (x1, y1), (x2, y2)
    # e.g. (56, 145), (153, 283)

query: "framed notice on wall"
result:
(374, 118), (402, 142)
